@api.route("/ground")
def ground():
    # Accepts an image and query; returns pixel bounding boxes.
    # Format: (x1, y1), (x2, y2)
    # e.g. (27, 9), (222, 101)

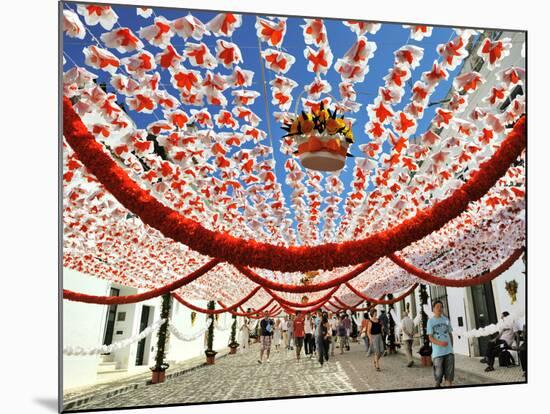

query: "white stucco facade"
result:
(63, 268), (232, 391)
(393, 256), (525, 357)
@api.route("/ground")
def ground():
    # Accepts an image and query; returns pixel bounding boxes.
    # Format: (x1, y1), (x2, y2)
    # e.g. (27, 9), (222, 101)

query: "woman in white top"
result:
(240, 317), (250, 350)
(273, 318), (282, 351)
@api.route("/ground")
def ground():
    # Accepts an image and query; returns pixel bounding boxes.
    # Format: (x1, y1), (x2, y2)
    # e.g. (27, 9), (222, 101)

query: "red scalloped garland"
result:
(64, 99), (526, 271)
(236, 262), (374, 293)
(61, 250), (520, 306)
(172, 286), (262, 314)
(343, 283), (419, 305)
(62, 259), (220, 304)
(264, 285), (340, 308)
(63, 98), (526, 272)
(226, 300), (279, 318)
(388, 248), (523, 287)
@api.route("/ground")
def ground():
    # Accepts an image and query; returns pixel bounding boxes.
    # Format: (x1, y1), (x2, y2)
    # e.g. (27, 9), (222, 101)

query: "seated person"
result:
(518, 323), (527, 377)
(484, 311), (517, 372)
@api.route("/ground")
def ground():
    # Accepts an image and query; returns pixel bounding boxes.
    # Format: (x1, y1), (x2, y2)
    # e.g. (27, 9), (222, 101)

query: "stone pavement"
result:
(63, 349), (231, 411)
(65, 339), (525, 412)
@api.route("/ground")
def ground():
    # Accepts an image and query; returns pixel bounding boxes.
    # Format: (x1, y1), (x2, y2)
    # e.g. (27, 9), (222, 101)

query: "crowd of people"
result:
(236, 302), (526, 388)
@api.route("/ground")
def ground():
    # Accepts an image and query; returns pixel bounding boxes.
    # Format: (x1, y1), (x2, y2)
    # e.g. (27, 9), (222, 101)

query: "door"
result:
(102, 288), (120, 349)
(135, 305), (151, 366)
(470, 282), (497, 356)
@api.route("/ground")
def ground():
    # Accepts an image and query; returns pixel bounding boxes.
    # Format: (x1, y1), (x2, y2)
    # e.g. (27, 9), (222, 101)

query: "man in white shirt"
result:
(400, 311), (415, 367)
(484, 311), (518, 372)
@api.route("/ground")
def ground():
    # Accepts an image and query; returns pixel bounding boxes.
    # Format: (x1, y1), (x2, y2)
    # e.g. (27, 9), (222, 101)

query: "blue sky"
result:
(62, 2), (479, 239)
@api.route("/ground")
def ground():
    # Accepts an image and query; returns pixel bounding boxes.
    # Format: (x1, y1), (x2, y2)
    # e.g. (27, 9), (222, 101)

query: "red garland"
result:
(344, 283), (419, 305)
(221, 298), (277, 317)
(327, 300), (368, 312)
(332, 297), (364, 309)
(172, 286), (261, 314)
(63, 97), (525, 272)
(62, 259), (220, 305)
(263, 286), (340, 308)
(232, 303), (281, 319)
(278, 297), (332, 315)
(236, 262), (374, 293)
(389, 249), (523, 287)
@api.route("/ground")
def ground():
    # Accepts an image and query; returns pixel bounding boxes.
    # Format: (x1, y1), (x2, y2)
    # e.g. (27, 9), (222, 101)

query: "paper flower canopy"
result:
(61, 4), (526, 308)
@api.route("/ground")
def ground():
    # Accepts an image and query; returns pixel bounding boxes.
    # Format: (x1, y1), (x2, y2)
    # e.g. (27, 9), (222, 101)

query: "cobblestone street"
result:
(67, 341), (525, 411)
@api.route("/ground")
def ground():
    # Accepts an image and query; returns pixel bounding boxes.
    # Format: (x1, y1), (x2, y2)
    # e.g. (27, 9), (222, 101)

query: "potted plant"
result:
(418, 285), (432, 366)
(205, 300), (217, 364)
(228, 314), (239, 354)
(150, 293), (171, 384)
(387, 294), (397, 354)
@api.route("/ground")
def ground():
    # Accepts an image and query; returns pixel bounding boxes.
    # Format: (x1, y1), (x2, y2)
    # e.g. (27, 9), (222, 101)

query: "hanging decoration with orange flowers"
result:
(281, 103), (354, 171)
(505, 279), (518, 304)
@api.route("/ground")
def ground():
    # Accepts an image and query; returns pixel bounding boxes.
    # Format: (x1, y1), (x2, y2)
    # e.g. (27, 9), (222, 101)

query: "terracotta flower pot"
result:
(297, 134), (349, 172)
(229, 345), (238, 354)
(151, 370), (166, 384)
(205, 350), (218, 364)
(421, 355), (433, 366)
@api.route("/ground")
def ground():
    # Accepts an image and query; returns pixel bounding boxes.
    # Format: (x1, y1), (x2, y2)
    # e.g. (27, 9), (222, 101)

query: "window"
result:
(430, 285), (450, 319)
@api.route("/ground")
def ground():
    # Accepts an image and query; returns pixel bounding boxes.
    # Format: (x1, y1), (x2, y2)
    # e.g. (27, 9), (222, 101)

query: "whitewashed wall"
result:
(167, 299), (232, 362)
(63, 268), (235, 390)
(445, 287), (470, 355)
(62, 268), (110, 389)
(492, 258), (525, 323)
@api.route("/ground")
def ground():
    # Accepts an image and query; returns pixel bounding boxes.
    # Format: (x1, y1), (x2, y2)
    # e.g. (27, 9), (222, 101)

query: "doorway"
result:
(102, 287), (120, 349)
(135, 305), (152, 366)
(470, 282), (497, 356)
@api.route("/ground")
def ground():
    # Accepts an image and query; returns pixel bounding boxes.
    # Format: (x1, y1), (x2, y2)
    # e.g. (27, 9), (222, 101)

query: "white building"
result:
(63, 267), (233, 390)
(392, 29), (526, 357)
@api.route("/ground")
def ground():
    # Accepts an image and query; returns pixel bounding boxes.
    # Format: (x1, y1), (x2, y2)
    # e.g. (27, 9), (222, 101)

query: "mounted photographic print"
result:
(60, 1), (527, 412)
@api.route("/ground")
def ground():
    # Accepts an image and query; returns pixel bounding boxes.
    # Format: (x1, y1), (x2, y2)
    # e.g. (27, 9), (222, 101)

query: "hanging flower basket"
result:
(505, 279), (518, 304)
(282, 104), (354, 172)
(300, 270), (319, 285)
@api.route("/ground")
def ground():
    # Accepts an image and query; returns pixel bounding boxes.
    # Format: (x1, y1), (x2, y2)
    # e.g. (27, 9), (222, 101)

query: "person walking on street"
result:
(329, 312), (338, 356)
(342, 313), (351, 351)
(258, 311), (273, 364)
(427, 300), (454, 387)
(379, 309), (389, 355)
(337, 314), (347, 354)
(293, 311), (306, 361)
(288, 315), (295, 350)
(368, 308), (384, 371)
(360, 312), (370, 353)
(240, 317), (250, 350)
(273, 318), (282, 352)
(304, 312), (313, 357)
(281, 316), (288, 352)
(401, 311), (415, 367)
(315, 310), (330, 365)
